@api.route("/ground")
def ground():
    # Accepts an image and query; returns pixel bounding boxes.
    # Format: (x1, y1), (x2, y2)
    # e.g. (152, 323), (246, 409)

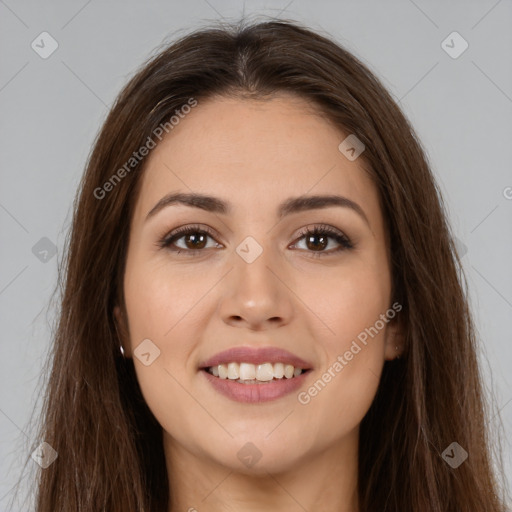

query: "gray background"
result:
(1, 0), (511, 509)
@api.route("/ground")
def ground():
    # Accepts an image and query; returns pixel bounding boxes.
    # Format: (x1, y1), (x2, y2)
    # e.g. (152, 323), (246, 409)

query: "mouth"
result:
(201, 362), (311, 384)
(198, 346), (313, 403)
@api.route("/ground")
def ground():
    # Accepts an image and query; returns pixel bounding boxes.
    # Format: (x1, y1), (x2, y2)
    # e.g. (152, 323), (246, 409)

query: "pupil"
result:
(186, 233), (206, 249)
(307, 234), (327, 251)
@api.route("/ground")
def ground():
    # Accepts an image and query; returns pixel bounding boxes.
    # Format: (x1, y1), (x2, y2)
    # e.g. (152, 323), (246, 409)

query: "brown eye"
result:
(158, 225), (221, 255)
(181, 232), (208, 250)
(157, 223), (353, 258)
(304, 232), (329, 251)
(292, 225), (353, 257)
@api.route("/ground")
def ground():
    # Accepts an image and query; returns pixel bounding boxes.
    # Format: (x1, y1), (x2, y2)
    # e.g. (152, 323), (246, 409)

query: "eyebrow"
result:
(145, 192), (370, 227)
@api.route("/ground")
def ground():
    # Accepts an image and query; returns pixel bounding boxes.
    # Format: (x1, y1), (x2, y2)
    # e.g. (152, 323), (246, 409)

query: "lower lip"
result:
(201, 369), (310, 403)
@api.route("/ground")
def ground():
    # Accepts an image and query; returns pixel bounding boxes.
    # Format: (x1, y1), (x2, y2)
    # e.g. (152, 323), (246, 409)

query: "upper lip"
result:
(199, 346), (313, 369)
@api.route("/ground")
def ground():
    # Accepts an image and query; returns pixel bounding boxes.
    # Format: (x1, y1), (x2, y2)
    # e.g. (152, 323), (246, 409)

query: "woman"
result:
(25, 18), (508, 511)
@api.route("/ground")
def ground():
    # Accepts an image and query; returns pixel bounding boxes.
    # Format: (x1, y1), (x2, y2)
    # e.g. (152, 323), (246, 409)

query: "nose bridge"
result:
(233, 233), (281, 297)
(217, 231), (294, 328)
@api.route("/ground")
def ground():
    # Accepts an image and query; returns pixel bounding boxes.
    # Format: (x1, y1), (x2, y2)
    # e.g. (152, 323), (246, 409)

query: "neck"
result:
(164, 428), (360, 512)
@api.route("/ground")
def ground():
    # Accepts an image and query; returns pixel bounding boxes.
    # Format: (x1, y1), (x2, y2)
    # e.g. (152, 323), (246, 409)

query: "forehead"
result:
(134, 94), (381, 224)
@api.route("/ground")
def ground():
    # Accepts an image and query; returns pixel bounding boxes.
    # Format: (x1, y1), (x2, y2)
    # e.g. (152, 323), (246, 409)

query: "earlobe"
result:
(383, 317), (405, 361)
(113, 305), (132, 358)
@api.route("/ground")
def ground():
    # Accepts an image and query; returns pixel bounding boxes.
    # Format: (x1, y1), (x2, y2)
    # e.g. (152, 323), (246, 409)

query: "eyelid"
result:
(157, 222), (353, 255)
(156, 223), (222, 250)
(290, 224), (353, 252)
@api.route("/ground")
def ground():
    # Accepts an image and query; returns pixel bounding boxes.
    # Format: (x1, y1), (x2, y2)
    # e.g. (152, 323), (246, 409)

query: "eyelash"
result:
(156, 223), (354, 258)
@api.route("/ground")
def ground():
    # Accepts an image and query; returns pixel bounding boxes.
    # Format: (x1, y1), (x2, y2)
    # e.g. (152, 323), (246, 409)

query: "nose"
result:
(217, 240), (294, 331)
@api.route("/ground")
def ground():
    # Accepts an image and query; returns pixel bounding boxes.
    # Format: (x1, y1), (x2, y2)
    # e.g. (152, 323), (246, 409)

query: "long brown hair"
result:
(14, 17), (508, 511)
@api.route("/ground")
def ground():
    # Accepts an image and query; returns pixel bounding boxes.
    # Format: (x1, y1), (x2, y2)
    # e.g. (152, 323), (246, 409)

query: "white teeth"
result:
(256, 363), (274, 381)
(227, 362), (239, 380)
(273, 362), (284, 379)
(239, 362), (256, 380)
(207, 362), (305, 381)
(218, 364), (228, 379)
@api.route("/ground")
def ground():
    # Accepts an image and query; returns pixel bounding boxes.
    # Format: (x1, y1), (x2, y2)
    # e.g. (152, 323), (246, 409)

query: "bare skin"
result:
(115, 93), (404, 512)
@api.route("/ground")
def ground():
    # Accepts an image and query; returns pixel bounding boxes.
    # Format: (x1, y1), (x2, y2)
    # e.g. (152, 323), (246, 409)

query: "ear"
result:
(114, 304), (132, 358)
(383, 312), (405, 361)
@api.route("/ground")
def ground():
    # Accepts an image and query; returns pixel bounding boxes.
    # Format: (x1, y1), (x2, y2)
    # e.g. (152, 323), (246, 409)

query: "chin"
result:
(203, 434), (312, 476)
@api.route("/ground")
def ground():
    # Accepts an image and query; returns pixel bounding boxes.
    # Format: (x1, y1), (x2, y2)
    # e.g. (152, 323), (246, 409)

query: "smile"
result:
(198, 345), (313, 402)
(206, 362), (306, 382)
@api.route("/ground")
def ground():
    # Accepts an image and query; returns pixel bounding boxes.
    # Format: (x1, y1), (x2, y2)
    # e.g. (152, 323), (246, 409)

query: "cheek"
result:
(294, 259), (391, 353)
(122, 252), (229, 414)
(123, 256), (207, 353)
(123, 261), (208, 435)
(298, 355), (381, 437)
(293, 262), (390, 419)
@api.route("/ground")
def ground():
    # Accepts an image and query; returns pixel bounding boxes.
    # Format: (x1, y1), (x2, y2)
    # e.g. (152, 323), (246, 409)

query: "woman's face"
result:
(115, 93), (402, 475)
